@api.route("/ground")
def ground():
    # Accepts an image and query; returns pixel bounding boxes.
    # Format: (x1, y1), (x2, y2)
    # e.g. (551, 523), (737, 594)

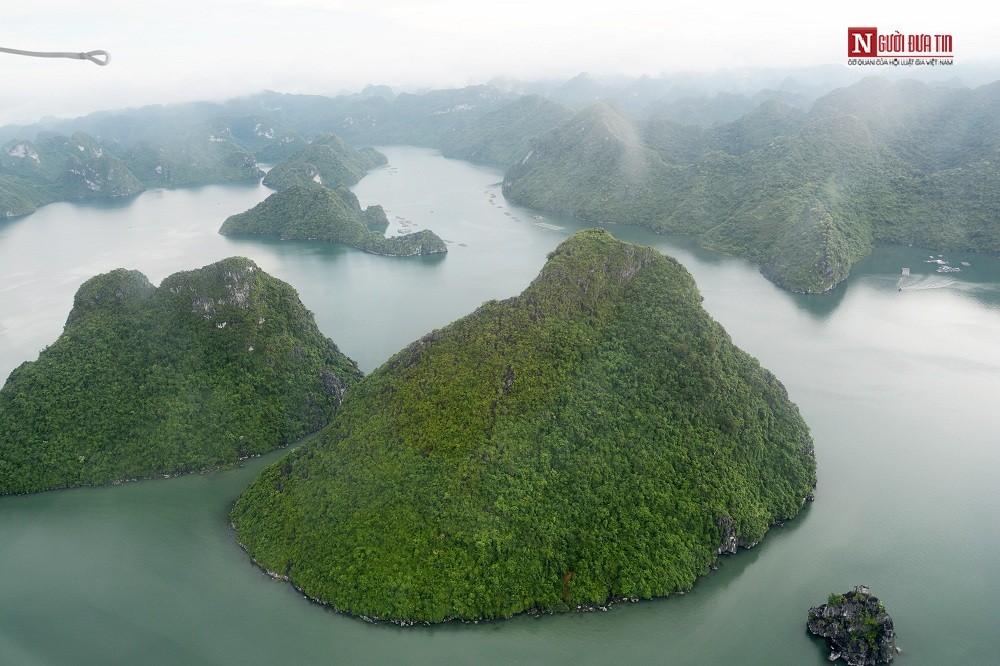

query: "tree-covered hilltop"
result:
(0, 257), (362, 495)
(232, 229), (816, 623)
(501, 102), (885, 293)
(220, 184), (447, 256)
(642, 98), (807, 163)
(441, 95), (573, 168)
(503, 78), (1000, 293)
(261, 134), (387, 191)
(503, 102), (668, 225)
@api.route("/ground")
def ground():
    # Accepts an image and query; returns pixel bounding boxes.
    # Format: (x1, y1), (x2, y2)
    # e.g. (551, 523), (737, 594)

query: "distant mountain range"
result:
(3, 74), (998, 292)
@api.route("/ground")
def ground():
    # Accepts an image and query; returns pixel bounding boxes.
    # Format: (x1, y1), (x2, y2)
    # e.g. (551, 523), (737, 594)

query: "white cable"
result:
(0, 46), (110, 66)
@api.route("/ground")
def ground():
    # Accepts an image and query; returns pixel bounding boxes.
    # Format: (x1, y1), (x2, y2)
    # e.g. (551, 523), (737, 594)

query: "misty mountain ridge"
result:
(3, 73), (998, 294)
(503, 77), (1000, 292)
(4, 64), (983, 146)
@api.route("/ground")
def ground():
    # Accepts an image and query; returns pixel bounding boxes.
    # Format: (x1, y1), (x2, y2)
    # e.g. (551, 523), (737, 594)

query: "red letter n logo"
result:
(848, 27), (877, 57)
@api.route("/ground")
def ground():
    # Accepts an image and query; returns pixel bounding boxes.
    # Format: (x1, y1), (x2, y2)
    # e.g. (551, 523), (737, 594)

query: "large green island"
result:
(0, 257), (361, 495)
(232, 229), (816, 623)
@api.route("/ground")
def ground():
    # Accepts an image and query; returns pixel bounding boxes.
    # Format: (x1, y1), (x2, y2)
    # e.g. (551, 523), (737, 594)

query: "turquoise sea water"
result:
(2, 146), (998, 664)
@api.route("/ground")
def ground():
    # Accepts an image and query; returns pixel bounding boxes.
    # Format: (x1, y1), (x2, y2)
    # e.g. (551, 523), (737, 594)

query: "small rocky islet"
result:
(808, 586), (899, 665)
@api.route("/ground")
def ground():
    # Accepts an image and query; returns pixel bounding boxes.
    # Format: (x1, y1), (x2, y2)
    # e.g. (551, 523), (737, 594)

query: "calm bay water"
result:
(2, 146), (999, 664)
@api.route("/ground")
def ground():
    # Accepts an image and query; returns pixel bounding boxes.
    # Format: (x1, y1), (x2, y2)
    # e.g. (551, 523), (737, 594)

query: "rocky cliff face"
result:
(715, 515), (758, 555)
(808, 586), (898, 665)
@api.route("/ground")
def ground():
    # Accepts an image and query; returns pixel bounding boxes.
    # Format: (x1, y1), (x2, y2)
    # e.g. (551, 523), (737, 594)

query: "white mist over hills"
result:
(0, 0), (997, 125)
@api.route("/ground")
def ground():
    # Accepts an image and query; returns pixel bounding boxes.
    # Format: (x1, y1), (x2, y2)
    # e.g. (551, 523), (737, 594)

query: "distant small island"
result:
(232, 229), (816, 624)
(219, 184), (447, 256)
(224, 132), (447, 256)
(0, 257), (361, 495)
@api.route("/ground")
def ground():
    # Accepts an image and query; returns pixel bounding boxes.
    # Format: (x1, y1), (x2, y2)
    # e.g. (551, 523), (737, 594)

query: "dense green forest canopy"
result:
(0, 257), (361, 495)
(232, 229), (816, 623)
(225, 135), (445, 255)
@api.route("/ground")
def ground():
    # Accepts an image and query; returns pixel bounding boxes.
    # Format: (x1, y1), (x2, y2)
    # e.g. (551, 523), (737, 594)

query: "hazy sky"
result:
(1, 1), (997, 125)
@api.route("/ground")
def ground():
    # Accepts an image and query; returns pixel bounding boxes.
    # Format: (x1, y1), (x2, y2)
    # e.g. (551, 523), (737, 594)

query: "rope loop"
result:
(0, 46), (110, 66)
(81, 50), (111, 66)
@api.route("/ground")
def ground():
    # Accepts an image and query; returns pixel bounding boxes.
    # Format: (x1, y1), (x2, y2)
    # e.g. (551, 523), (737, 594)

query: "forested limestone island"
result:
(232, 229), (817, 624)
(1, 131), (143, 217)
(261, 133), (387, 191)
(0, 257), (362, 495)
(0, 127), (266, 217)
(220, 184), (447, 256)
(230, 134), (447, 255)
(502, 78), (1000, 293)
